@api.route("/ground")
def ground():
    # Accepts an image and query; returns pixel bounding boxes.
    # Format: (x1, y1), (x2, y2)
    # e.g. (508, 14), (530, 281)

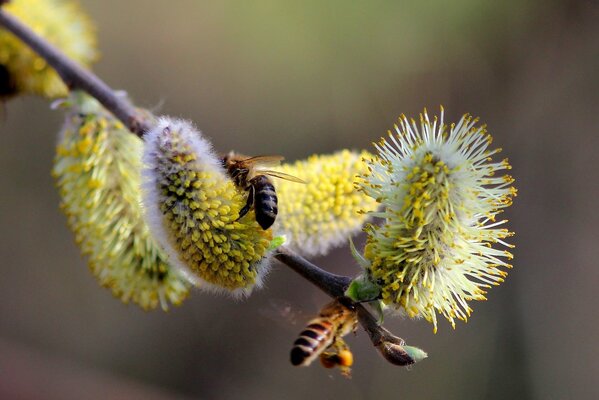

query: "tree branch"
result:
(0, 6), (418, 366)
(273, 247), (351, 297)
(0, 8), (151, 137)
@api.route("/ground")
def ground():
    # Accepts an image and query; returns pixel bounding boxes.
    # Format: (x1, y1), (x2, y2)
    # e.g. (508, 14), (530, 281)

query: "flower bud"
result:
(377, 337), (428, 366)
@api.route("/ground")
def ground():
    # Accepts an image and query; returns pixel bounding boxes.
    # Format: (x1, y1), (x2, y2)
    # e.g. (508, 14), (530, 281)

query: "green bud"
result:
(376, 333), (427, 366)
(403, 345), (428, 364)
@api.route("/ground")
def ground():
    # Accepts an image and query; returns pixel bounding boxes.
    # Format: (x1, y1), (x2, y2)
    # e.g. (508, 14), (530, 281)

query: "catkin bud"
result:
(142, 118), (273, 297)
(0, 0), (98, 98)
(273, 150), (378, 257)
(376, 334), (427, 366)
(52, 93), (190, 310)
(356, 108), (516, 332)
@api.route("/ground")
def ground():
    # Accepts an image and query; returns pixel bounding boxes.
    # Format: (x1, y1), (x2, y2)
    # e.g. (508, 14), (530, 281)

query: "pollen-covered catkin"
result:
(0, 0), (97, 98)
(356, 109), (516, 332)
(142, 118), (273, 297)
(273, 150), (378, 257)
(52, 93), (190, 310)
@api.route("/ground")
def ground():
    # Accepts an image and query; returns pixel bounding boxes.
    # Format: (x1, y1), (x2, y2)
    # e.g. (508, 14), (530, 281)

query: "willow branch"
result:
(0, 7), (417, 365)
(273, 247), (351, 297)
(0, 8), (151, 137)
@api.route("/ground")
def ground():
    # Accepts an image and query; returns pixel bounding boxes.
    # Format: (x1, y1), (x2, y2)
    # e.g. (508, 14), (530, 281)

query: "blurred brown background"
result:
(1, 0), (598, 399)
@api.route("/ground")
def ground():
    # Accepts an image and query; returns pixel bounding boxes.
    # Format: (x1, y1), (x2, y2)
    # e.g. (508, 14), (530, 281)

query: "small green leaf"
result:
(345, 274), (380, 302)
(373, 300), (385, 324)
(267, 235), (286, 251)
(349, 237), (370, 269)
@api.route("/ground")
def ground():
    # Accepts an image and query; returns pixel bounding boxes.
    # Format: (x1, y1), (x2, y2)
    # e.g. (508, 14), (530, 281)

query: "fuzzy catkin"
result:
(358, 109), (516, 332)
(273, 150), (378, 257)
(53, 94), (190, 310)
(142, 118), (273, 297)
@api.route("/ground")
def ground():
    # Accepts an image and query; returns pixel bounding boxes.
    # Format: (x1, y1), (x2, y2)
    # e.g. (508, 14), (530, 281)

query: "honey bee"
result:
(290, 299), (358, 377)
(221, 152), (305, 230)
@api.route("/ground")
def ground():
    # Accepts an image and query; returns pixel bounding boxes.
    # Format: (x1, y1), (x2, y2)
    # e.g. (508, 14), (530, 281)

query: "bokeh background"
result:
(1, 0), (598, 399)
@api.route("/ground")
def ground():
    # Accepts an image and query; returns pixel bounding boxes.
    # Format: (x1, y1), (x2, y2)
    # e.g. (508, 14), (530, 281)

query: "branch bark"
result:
(273, 247), (351, 297)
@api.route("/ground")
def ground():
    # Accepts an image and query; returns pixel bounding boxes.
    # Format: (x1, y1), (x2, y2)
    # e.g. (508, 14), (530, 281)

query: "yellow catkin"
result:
(0, 0), (97, 98)
(358, 109), (516, 332)
(273, 150), (378, 257)
(142, 118), (272, 297)
(52, 93), (190, 310)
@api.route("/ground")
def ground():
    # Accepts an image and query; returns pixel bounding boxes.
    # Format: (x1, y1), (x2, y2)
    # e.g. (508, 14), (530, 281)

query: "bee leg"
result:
(237, 185), (255, 221)
(323, 338), (353, 378)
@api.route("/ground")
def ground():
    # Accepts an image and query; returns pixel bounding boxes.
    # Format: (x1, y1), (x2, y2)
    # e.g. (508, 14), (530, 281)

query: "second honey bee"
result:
(290, 298), (358, 377)
(222, 152), (305, 230)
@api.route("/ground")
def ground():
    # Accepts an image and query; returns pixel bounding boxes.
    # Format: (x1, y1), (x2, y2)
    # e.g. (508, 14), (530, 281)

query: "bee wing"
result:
(259, 298), (308, 329)
(241, 155), (285, 166)
(259, 170), (307, 184)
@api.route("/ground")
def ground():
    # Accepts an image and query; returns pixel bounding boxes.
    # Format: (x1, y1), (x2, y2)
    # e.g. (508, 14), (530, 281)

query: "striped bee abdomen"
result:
(251, 175), (278, 230)
(290, 320), (336, 366)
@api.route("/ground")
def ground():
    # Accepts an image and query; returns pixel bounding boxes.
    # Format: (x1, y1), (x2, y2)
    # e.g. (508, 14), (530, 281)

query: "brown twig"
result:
(273, 247), (351, 297)
(0, 6), (418, 365)
(0, 8), (151, 137)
